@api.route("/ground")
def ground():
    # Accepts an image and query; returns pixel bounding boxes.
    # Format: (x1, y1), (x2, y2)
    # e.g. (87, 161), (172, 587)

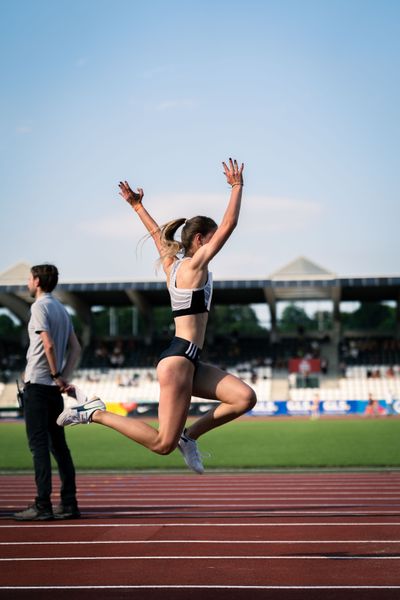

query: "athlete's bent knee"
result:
(248, 389), (257, 410)
(239, 387), (257, 413)
(153, 439), (178, 456)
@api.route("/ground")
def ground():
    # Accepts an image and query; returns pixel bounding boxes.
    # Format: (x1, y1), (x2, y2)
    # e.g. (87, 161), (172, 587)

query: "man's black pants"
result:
(24, 383), (77, 509)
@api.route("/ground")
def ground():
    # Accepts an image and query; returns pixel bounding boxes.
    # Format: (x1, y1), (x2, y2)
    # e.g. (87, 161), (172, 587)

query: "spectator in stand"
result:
(320, 357), (328, 375)
(349, 341), (359, 362)
(364, 393), (375, 417)
(386, 366), (395, 378)
(339, 361), (347, 378)
(86, 373), (100, 383)
(94, 343), (109, 367)
(364, 393), (385, 417)
(110, 341), (125, 367)
(385, 391), (396, 416)
(250, 370), (258, 384)
(310, 393), (321, 420)
(288, 372), (297, 389)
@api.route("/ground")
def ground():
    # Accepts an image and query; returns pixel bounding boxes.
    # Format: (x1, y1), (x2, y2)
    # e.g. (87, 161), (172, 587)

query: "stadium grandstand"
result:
(0, 258), (399, 418)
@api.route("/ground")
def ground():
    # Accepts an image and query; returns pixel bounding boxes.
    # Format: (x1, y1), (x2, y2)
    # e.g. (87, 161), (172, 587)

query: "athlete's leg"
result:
(155, 356), (194, 453)
(187, 362), (257, 440)
(92, 356), (194, 455)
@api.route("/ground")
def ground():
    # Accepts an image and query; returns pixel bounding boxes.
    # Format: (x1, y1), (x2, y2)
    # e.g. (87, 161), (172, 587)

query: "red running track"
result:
(1, 471), (400, 599)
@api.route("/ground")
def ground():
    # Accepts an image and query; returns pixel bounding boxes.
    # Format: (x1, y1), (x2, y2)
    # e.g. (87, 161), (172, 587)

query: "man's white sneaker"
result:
(56, 397), (105, 426)
(178, 432), (204, 474)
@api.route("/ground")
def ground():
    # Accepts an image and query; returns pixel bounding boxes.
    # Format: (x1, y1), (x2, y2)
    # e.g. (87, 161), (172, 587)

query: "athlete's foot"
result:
(57, 397), (106, 426)
(178, 430), (204, 474)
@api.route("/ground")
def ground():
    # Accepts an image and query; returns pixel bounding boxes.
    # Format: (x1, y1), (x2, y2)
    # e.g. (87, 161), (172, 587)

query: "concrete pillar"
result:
(396, 293), (400, 341)
(329, 285), (342, 375)
(55, 290), (92, 348)
(0, 293), (30, 325)
(125, 289), (154, 339)
(263, 287), (277, 334)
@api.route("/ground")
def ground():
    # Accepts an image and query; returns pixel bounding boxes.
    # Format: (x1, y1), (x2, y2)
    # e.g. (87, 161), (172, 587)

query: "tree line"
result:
(0, 301), (396, 339)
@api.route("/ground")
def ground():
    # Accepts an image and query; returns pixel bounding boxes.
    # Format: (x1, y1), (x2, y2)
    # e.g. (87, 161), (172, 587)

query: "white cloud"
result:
(242, 195), (323, 232)
(77, 215), (139, 238)
(76, 193), (323, 241)
(16, 124), (32, 134)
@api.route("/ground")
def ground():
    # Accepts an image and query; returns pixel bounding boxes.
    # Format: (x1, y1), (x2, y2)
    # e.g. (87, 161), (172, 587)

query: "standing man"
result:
(13, 264), (81, 521)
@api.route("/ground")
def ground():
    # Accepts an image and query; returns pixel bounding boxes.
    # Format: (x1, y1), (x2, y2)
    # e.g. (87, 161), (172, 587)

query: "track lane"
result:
(1, 472), (400, 598)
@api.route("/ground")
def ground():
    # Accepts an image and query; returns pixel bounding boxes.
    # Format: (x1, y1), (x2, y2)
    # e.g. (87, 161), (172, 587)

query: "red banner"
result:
(288, 358), (321, 374)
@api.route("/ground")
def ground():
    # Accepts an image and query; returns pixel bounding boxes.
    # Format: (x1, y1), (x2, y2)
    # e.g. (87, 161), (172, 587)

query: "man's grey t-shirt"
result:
(25, 293), (72, 385)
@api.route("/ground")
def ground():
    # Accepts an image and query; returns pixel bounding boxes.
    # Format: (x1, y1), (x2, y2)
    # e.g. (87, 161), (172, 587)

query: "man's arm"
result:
(61, 331), (81, 381)
(39, 330), (68, 390)
(39, 330), (81, 390)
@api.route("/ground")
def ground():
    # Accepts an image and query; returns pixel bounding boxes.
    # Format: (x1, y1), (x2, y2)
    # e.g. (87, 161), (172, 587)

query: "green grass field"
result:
(1, 417), (399, 470)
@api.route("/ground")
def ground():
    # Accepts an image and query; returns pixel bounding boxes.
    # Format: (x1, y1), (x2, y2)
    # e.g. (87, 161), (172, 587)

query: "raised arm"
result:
(190, 158), (244, 270)
(118, 181), (163, 255)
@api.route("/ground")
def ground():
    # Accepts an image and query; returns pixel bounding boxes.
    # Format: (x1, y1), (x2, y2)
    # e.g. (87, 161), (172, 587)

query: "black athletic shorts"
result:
(157, 336), (201, 368)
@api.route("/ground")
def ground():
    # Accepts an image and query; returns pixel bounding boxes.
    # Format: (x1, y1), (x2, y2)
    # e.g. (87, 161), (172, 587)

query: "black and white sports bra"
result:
(168, 258), (213, 318)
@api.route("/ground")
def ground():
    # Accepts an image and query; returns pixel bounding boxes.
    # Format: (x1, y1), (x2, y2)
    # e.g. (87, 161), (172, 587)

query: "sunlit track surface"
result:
(1, 472), (400, 599)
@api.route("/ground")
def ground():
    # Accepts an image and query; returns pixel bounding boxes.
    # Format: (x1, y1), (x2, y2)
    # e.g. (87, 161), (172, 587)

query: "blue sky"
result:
(1, 0), (399, 283)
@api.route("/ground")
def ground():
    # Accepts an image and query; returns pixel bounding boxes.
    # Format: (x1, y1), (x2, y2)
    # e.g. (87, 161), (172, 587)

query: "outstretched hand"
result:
(119, 181), (144, 208)
(222, 158), (244, 187)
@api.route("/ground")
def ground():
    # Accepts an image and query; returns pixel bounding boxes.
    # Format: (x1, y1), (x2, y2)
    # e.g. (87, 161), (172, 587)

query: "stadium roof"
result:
(1, 259), (399, 324)
(270, 256), (335, 280)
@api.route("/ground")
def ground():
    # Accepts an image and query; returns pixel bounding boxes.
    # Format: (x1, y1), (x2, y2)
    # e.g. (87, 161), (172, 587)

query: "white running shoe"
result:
(56, 397), (105, 426)
(178, 432), (204, 474)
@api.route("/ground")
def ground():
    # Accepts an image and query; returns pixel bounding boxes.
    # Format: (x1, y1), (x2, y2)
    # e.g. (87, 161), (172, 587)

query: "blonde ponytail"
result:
(147, 215), (218, 268)
(158, 218), (186, 261)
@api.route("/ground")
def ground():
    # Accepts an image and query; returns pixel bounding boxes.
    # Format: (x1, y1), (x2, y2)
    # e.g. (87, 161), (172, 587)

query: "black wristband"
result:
(51, 372), (61, 380)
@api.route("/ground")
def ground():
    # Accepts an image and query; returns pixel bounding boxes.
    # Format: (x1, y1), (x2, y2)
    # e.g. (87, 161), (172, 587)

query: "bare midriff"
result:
(173, 312), (209, 348)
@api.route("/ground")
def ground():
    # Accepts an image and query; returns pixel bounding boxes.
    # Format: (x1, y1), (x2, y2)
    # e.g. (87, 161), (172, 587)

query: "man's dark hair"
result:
(31, 264), (59, 293)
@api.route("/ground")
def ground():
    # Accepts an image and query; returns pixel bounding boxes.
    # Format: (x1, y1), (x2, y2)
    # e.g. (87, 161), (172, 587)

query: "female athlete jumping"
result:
(57, 158), (257, 473)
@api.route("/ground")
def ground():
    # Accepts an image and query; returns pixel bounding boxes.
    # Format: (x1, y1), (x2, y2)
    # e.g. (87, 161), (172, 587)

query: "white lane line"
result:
(1, 555), (400, 561)
(1, 521), (400, 528)
(5, 509), (400, 517)
(57, 482), (400, 486)
(64, 510), (400, 517)
(4, 512), (399, 520)
(1, 586), (400, 590)
(3, 483), (400, 489)
(4, 489), (400, 495)
(4, 503), (399, 510)
(0, 491), (400, 502)
(4, 502), (398, 508)
(3, 490), (400, 497)
(3, 499), (400, 507)
(3, 481), (400, 487)
(91, 507), (400, 511)
(2, 539), (400, 545)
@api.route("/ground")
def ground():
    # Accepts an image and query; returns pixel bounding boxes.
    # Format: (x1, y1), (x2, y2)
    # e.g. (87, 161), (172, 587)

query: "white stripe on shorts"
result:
(185, 342), (197, 359)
